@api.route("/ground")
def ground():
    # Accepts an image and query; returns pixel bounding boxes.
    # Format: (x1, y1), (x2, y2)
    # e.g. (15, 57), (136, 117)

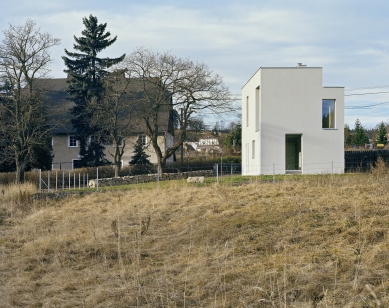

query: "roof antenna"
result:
(297, 63), (307, 67)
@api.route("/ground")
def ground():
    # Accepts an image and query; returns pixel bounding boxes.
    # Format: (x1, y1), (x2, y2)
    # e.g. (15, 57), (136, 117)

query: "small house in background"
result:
(43, 77), (174, 170)
(197, 137), (221, 153)
(242, 65), (344, 175)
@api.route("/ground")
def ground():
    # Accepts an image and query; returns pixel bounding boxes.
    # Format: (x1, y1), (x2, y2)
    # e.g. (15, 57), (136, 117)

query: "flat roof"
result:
(242, 66), (328, 89)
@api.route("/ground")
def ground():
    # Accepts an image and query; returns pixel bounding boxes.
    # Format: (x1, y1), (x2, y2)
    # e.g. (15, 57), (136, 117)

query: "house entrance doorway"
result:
(285, 134), (302, 173)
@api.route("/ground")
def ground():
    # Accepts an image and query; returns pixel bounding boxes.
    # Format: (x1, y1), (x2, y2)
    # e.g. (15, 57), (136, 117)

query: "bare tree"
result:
(0, 20), (60, 183)
(89, 71), (134, 177)
(123, 47), (234, 172)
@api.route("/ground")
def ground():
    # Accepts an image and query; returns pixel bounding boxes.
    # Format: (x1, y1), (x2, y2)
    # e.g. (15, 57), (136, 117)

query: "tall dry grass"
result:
(0, 182), (38, 223)
(1, 172), (389, 307)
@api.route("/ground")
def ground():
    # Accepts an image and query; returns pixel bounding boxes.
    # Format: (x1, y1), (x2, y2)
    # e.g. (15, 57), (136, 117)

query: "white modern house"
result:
(242, 65), (344, 175)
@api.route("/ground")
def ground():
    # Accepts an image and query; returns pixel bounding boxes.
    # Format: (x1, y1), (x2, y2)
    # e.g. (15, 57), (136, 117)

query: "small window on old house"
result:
(68, 135), (78, 147)
(138, 135), (147, 146)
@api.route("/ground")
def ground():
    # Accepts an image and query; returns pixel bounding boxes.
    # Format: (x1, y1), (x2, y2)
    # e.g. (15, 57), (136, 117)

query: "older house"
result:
(44, 77), (174, 170)
(242, 65), (344, 175)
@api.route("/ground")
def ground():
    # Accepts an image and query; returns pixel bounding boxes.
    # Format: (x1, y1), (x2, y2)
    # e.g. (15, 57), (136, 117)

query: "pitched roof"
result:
(40, 77), (172, 134)
(40, 78), (75, 134)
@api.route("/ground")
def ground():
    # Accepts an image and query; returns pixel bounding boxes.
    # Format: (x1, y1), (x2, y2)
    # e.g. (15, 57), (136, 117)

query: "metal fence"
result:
(11, 152), (388, 192)
(39, 169), (91, 192)
(345, 150), (389, 172)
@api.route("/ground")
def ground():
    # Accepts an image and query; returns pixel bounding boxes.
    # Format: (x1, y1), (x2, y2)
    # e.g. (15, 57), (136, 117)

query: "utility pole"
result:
(181, 108), (184, 165)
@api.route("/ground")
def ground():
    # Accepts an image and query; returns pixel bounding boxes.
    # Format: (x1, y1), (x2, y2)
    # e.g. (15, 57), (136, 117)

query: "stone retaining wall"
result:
(89, 170), (214, 188)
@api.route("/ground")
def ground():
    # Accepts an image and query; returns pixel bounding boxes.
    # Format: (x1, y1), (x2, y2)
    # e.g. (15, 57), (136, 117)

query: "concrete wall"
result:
(242, 67), (344, 175)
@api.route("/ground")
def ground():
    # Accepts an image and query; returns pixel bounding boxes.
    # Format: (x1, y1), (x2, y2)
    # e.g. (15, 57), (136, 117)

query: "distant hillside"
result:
(1, 174), (389, 307)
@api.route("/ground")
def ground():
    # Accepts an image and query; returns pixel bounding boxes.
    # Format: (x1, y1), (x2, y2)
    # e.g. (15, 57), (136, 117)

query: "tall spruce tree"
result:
(352, 119), (369, 146)
(376, 121), (388, 144)
(62, 15), (125, 167)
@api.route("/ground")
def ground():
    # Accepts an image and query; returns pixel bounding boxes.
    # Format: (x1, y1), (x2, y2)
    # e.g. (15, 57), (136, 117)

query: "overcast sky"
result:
(2, 0), (389, 128)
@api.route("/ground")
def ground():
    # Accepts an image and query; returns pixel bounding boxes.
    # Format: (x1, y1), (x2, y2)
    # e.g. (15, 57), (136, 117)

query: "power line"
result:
(345, 85), (389, 91)
(345, 102), (389, 109)
(345, 91), (389, 96)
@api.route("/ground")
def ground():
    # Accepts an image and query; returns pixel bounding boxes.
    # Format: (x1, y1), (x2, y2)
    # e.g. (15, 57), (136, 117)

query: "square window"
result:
(68, 135), (78, 147)
(322, 99), (335, 129)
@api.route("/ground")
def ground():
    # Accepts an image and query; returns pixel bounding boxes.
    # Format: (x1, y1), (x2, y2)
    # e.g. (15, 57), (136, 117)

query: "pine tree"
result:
(375, 121), (387, 145)
(344, 124), (353, 146)
(130, 137), (152, 166)
(62, 15), (125, 167)
(352, 119), (369, 146)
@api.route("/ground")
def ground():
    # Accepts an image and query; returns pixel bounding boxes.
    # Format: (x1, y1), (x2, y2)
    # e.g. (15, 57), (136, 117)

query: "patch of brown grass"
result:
(0, 182), (38, 222)
(1, 173), (389, 307)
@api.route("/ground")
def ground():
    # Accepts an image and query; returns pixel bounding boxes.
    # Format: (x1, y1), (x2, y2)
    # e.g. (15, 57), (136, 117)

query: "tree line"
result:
(0, 15), (234, 182)
(345, 119), (388, 148)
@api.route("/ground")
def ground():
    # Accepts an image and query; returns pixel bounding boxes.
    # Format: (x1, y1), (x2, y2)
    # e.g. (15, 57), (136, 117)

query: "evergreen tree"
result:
(224, 122), (242, 152)
(129, 137), (152, 166)
(375, 121), (387, 144)
(352, 119), (369, 146)
(62, 15), (125, 167)
(344, 124), (353, 146)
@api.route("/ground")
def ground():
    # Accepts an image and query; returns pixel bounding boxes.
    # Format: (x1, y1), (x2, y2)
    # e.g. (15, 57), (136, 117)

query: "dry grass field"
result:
(1, 168), (389, 307)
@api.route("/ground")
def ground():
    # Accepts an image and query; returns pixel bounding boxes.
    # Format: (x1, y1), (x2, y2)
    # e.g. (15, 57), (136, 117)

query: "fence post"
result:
(216, 163), (219, 184)
(39, 169), (42, 193)
(332, 161), (334, 176)
(73, 173), (76, 190)
(231, 163), (233, 175)
(87, 174), (89, 189)
(221, 157), (223, 177)
(62, 172), (64, 191)
(157, 166), (160, 188)
(96, 167), (99, 191)
(55, 171), (58, 191)
(79, 173), (81, 189)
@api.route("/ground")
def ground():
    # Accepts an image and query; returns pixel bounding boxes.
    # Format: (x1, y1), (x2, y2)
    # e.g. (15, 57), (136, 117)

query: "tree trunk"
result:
(15, 160), (27, 183)
(114, 164), (119, 177)
(157, 157), (163, 176)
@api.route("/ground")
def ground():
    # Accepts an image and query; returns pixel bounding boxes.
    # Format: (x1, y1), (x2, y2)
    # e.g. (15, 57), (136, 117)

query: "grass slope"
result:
(1, 174), (389, 307)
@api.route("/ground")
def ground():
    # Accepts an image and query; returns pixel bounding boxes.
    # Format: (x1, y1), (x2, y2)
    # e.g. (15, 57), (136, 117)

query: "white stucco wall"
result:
(242, 67), (344, 175)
